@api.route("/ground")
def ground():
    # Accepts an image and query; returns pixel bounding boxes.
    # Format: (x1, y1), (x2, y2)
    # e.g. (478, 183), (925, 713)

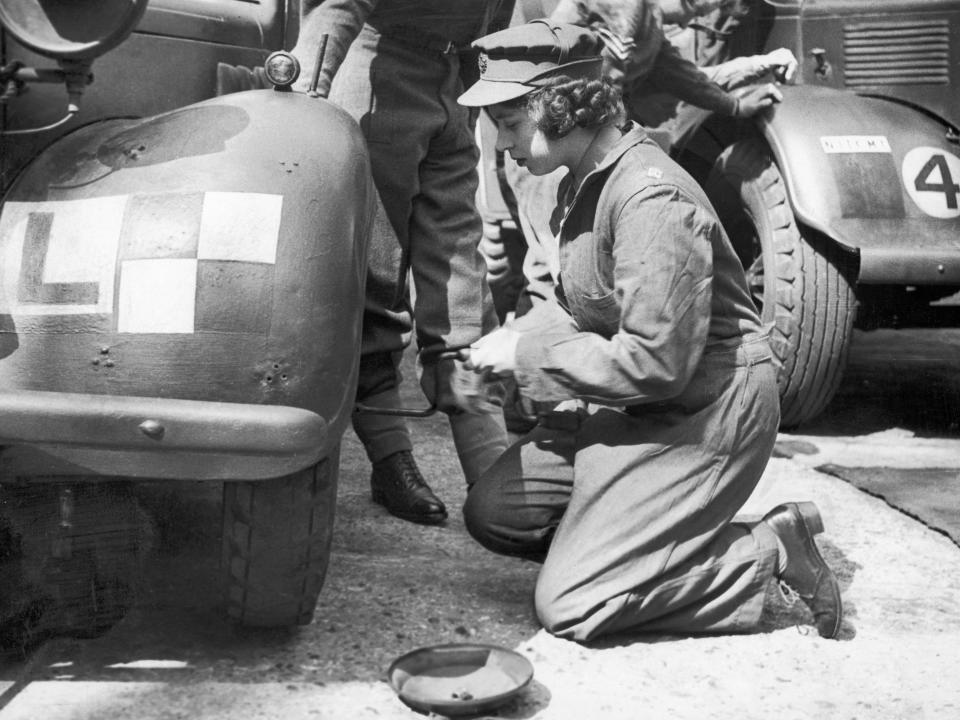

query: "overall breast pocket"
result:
(574, 290), (621, 337)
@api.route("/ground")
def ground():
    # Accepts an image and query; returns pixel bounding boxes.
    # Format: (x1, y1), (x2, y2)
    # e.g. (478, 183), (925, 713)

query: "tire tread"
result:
(707, 139), (857, 428)
(220, 447), (338, 627)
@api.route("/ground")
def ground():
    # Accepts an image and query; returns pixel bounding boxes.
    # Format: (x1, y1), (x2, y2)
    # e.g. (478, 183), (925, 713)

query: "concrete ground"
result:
(0, 327), (959, 719)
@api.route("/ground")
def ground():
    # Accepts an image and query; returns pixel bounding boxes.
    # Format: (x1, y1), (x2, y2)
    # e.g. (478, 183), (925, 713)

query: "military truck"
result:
(0, 0), (372, 639)
(685, 0), (960, 426)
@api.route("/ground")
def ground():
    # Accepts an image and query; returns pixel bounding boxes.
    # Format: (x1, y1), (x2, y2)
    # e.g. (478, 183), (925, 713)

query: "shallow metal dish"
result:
(387, 643), (534, 716)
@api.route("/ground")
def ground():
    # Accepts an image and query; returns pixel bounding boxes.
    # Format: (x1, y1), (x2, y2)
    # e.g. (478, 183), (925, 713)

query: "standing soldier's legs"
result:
(327, 28), (448, 524)
(408, 59), (507, 487)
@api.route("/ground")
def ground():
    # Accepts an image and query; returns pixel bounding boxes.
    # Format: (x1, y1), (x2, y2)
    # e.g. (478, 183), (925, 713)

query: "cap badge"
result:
(478, 52), (488, 76)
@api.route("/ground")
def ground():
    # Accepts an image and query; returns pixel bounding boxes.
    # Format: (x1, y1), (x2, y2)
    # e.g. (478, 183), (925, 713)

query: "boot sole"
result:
(371, 487), (448, 525)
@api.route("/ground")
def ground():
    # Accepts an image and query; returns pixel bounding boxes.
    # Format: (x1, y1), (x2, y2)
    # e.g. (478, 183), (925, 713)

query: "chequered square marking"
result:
(198, 192), (282, 264)
(0, 192), (285, 334)
(195, 260), (273, 334)
(117, 258), (197, 333)
(119, 192), (202, 260)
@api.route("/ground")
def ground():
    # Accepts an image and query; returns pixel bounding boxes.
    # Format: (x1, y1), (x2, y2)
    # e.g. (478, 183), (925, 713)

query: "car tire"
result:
(221, 446), (338, 627)
(706, 139), (858, 428)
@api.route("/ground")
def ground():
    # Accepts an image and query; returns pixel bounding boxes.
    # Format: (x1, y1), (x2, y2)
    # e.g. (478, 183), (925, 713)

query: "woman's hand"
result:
(462, 327), (522, 378)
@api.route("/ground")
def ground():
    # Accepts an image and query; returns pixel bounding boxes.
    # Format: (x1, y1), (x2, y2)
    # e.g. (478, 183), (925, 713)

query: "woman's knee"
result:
(534, 572), (595, 641)
(462, 472), (553, 559)
(462, 480), (501, 548)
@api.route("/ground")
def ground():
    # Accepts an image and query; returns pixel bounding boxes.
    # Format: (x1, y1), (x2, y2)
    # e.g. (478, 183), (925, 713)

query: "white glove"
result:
(462, 327), (522, 379)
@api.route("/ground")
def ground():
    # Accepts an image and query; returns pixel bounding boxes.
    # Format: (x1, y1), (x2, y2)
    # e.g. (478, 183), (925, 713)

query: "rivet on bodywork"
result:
(139, 420), (165, 439)
(938, 264), (946, 274)
(105, 359), (115, 367)
(100, 347), (110, 354)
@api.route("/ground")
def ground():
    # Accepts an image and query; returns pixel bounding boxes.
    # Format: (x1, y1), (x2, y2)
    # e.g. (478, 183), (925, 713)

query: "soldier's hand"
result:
(734, 83), (784, 118)
(762, 48), (799, 84)
(421, 357), (503, 416)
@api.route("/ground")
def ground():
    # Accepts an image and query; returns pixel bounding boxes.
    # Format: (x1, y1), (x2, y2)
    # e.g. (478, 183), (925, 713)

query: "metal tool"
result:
(352, 343), (472, 417)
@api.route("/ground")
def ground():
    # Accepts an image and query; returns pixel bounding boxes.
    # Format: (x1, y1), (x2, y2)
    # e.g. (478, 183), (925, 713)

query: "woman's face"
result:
(488, 102), (564, 176)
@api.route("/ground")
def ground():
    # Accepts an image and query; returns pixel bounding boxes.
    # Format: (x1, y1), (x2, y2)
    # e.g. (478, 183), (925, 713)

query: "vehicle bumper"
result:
(831, 219), (960, 285)
(0, 390), (327, 481)
(760, 86), (960, 286)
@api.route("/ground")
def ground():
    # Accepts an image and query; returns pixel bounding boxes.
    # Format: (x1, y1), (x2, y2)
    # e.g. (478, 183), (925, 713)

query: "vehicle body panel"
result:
(687, 0), (960, 285)
(0, 0), (370, 630)
(139, 0), (291, 49)
(784, 0), (960, 129)
(0, 89), (372, 480)
(1, 0), (295, 195)
(758, 84), (960, 283)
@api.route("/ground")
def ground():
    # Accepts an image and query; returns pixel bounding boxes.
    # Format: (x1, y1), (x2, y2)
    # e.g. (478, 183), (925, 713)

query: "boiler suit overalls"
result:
(463, 124), (782, 641)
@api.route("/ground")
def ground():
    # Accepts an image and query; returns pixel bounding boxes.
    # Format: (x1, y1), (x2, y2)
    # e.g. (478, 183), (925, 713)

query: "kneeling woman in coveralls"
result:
(456, 21), (843, 641)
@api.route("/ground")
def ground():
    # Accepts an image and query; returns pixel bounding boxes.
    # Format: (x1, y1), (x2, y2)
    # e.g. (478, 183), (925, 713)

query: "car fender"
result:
(757, 84), (960, 284)
(0, 90), (373, 475)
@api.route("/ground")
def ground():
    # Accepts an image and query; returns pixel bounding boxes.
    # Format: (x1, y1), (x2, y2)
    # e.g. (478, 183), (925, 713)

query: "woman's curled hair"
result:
(527, 77), (624, 139)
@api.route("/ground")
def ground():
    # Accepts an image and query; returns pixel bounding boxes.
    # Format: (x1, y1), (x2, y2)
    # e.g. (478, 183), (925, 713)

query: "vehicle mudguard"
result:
(758, 84), (960, 285)
(0, 90), (374, 477)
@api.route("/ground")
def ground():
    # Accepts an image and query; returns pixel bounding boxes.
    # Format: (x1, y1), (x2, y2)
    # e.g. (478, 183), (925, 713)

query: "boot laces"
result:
(777, 579), (801, 606)
(378, 451), (427, 490)
(395, 453), (422, 483)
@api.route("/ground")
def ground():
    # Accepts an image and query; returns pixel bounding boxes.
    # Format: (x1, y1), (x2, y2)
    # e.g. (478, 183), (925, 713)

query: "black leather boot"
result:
(762, 501), (843, 639)
(371, 450), (447, 525)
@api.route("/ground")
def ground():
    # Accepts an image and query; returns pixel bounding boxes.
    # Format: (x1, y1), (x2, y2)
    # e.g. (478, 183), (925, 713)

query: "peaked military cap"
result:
(458, 21), (603, 107)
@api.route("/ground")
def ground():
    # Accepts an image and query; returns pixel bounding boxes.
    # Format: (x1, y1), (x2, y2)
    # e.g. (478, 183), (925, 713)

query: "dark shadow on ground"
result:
(785, 328), (960, 440)
(817, 464), (960, 548)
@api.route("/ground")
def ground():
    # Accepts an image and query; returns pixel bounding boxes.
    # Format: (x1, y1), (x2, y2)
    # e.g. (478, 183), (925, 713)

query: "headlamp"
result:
(264, 51), (300, 90)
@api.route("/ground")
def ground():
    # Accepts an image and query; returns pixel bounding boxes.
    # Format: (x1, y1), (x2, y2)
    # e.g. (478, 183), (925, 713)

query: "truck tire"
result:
(221, 446), (338, 627)
(706, 139), (857, 428)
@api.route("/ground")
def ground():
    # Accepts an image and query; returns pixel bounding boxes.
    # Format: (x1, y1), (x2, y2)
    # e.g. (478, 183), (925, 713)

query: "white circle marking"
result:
(901, 146), (960, 219)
